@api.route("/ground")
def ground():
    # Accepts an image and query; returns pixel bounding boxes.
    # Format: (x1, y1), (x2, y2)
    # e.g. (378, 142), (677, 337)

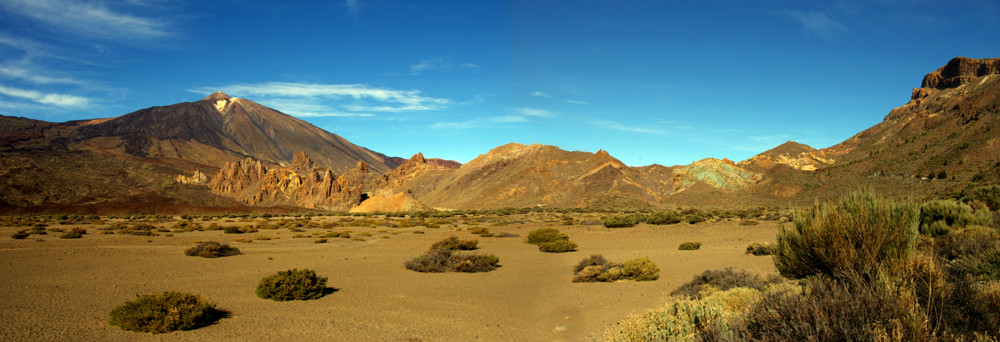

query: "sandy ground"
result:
(0, 216), (779, 341)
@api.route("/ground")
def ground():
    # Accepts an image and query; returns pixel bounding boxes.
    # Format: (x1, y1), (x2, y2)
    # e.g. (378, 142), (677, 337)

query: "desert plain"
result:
(0, 213), (778, 341)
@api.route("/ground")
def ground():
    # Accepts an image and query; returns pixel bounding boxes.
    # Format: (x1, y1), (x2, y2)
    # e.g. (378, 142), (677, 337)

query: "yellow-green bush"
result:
(108, 291), (225, 333)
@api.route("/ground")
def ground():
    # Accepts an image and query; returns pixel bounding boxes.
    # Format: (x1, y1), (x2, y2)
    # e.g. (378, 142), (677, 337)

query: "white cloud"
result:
(0, 62), (84, 85)
(566, 100), (591, 105)
(0, 85), (89, 107)
(784, 10), (846, 39)
(0, 0), (171, 40)
(531, 91), (551, 98)
(515, 107), (553, 118)
(195, 82), (450, 117)
(431, 115), (530, 130)
(409, 57), (480, 74)
(592, 119), (667, 135)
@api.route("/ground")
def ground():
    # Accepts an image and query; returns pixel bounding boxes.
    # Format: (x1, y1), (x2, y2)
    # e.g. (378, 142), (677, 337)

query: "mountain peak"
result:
(921, 56), (1000, 90)
(202, 92), (232, 101)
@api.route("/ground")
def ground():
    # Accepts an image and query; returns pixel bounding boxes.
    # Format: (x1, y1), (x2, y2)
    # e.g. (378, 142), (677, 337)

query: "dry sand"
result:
(1, 217), (779, 341)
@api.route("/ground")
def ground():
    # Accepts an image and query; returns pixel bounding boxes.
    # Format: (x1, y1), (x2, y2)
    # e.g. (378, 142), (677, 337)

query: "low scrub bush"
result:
(962, 185), (1000, 211)
(525, 228), (567, 244)
(11, 230), (29, 239)
(671, 268), (783, 298)
(256, 269), (328, 301)
(525, 228), (577, 253)
(538, 239), (577, 253)
(184, 241), (240, 258)
(955, 248), (1000, 281)
(573, 254), (658, 282)
(404, 248), (500, 273)
(646, 210), (681, 225)
(603, 213), (644, 228)
(775, 189), (919, 281)
(919, 200), (992, 236)
(745, 242), (776, 256)
(430, 236), (478, 250)
(58, 228), (87, 239)
(678, 242), (701, 250)
(607, 287), (762, 341)
(108, 291), (225, 333)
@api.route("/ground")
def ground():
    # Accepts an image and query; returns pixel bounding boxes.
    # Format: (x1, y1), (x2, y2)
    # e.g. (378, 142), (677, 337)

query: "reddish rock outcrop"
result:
(921, 57), (1000, 90)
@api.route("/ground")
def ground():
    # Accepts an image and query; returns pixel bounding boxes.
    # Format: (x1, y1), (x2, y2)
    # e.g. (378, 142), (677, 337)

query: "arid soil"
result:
(0, 215), (778, 341)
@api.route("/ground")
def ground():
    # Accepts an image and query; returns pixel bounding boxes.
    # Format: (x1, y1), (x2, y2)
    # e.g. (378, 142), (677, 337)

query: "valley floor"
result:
(0, 215), (778, 341)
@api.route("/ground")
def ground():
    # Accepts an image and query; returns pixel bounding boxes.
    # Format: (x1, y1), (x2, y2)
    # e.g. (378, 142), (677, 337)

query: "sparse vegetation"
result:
(256, 269), (329, 301)
(572, 254), (658, 282)
(108, 291), (225, 333)
(184, 241), (240, 258)
(603, 213), (643, 228)
(525, 228), (576, 253)
(58, 228), (86, 239)
(405, 237), (500, 273)
(11, 230), (30, 239)
(745, 242), (776, 256)
(678, 242), (701, 250)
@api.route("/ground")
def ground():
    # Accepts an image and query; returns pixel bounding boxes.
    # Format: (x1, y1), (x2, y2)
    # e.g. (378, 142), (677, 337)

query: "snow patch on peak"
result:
(212, 97), (241, 113)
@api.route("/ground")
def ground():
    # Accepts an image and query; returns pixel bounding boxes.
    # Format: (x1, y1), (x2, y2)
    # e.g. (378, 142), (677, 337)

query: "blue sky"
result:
(1, 0), (998, 166)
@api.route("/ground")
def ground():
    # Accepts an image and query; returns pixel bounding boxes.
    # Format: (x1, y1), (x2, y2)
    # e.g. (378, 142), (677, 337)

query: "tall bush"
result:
(774, 190), (919, 280)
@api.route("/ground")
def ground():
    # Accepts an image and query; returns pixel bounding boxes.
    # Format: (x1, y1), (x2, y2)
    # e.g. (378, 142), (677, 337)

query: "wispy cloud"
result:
(431, 115), (528, 130)
(515, 107), (554, 118)
(409, 57), (479, 75)
(566, 99), (591, 105)
(592, 119), (668, 136)
(784, 10), (846, 39)
(531, 91), (552, 98)
(0, 85), (89, 107)
(345, 0), (359, 17)
(0, 0), (172, 40)
(0, 61), (84, 85)
(194, 82), (450, 117)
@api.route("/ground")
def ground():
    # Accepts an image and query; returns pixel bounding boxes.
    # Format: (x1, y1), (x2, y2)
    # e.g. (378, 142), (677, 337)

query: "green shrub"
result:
(538, 239), (577, 253)
(314, 238), (327, 243)
(740, 219), (760, 226)
(184, 241), (240, 258)
(678, 242), (701, 250)
(623, 257), (660, 281)
(430, 236), (478, 250)
(956, 248), (1000, 281)
(58, 228), (86, 239)
(737, 275), (929, 341)
(671, 268), (784, 298)
(525, 228), (568, 244)
(774, 189), (919, 281)
(108, 291), (225, 333)
(685, 214), (706, 224)
(745, 242), (776, 256)
(607, 287), (762, 341)
(603, 213), (644, 228)
(404, 248), (500, 273)
(962, 185), (1000, 211)
(572, 254), (658, 282)
(256, 269), (328, 301)
(919, 200), (992, 236)
(646, 210), (681, 225)
(11, 230), (29, 239)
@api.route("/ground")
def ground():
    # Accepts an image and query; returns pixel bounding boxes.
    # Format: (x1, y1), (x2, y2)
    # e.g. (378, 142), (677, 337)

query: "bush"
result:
(108, 291), (225, 333)
(525, 228), (568, 244)
(607, 287), (762, 341)
(774, 189), (919, 281)
(962, 185), (1000, 211)
(623, 257), (660, 281)
(678, 242), (701, 250)
(11, 230), (29, 239)
(603, 213), (644, 228)
(956, 248), (1000, 281)
(745, 242), (776, 256)
(671, 268), (784, 298)
(919, 200), (992, 236)
(256, 269), (328, 301)
(538, 239), (577, 253)
(646, 210), (681, 225)
(404, 248), (500, 273)
(58, 228), (86, 239)
(430, 236), (478, 250)
(184, 241), (240, 258)
(736, 275), (929, 341)
(572, 254), (658, 282)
